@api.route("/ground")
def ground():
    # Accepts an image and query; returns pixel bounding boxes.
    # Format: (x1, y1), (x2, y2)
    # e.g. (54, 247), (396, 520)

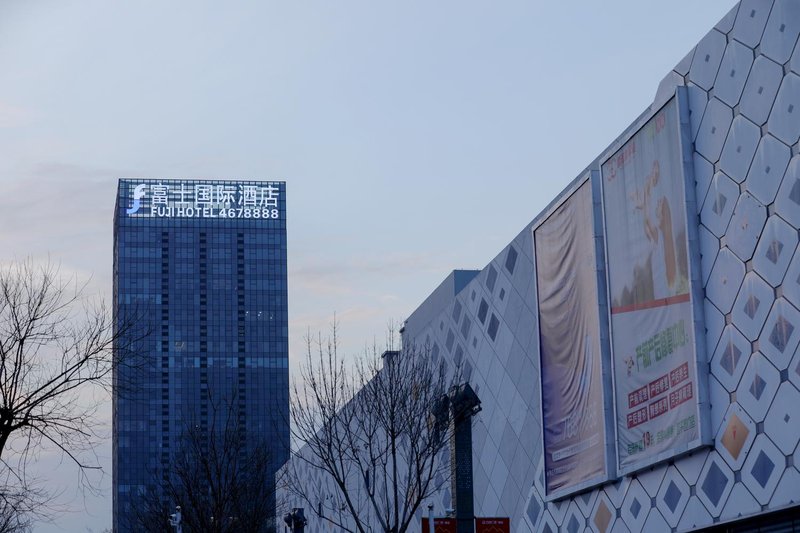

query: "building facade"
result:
(113, 179), (288, 531)
(281, 1), (800, 531)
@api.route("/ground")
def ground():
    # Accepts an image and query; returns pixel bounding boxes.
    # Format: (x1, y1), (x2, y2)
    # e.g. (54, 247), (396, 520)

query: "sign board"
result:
(421, 518), (457, 533)
(600, 91), (709, 474)
(533, 176), (613, 498)
(475, 517), (510, 533)
(120, 179), (283, 220)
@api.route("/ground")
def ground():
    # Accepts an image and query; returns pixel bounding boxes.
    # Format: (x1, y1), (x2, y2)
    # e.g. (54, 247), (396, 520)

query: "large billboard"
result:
(119, 179), (283, 220)
(600, 93), (709, 474)
(534, 177), (612, 498)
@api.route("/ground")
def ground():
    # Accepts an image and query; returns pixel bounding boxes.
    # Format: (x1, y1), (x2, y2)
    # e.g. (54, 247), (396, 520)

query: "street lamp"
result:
(168, 505), (182, 533)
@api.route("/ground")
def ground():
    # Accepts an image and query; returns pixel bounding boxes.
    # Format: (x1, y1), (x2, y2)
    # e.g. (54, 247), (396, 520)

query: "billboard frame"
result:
(598, 87), (711, 476)
(532, 171), (616, 501)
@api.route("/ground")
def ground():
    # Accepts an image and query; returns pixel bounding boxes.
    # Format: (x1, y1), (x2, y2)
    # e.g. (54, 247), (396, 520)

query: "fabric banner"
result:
(535, 180), (607, 495)
(601, 98), (699, 471)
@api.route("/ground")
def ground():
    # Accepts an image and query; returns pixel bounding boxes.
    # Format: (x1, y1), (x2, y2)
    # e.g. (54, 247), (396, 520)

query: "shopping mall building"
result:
(281, 1), (800, 531)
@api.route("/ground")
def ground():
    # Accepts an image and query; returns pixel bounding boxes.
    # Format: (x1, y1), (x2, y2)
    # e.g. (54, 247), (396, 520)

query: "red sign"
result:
(628, 384), (649, 408)
(476, 517), (510, 533)
(626, 405), (648, 429)
(421, 518), (456, 533)
(648, 373), (670, 397)
(669, 382), (693, 409)
(648, 396), (670, 420)
(670, 362), (689, 387)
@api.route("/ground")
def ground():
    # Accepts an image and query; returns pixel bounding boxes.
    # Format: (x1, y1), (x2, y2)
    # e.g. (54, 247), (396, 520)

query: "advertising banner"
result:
(601, 97), (703, 472)
(535, 179), (608, 496)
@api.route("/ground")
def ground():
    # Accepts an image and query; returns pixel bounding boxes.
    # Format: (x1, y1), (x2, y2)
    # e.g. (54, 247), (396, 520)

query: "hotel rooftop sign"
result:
(121, 179), (283, 220)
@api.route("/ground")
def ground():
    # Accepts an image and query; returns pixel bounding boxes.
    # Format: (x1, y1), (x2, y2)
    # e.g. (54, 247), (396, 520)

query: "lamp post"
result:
(168, 505), (182, 533)
(449, 383), (481, 533)
(283, 508), (307, 533)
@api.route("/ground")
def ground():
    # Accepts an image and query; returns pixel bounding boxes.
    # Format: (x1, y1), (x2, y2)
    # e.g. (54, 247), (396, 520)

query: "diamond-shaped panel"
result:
(746, 135), (792, 206)
(760, 298), (800, 370)
(706, 248), (746, 314)
(738, 351), (780, 421)
(526, 491), (542, 529)
(714, 40), (753, 107)
(629, 497), (641, 519)
(696, 98), (734, 163)
(701, 171), (739, 237)
(726, 192), (767, 262)
(689, 29), (727, 90)
(740, 55), (784, 125)
(592, 496), (614, 533)
(764, 382), (800, 454)
(750, 373), (767, 399)
(717, 403), (756, 470)
(719, 116), (761, 183)
(768, 73), (800, 147)
(742, 434), (783, 504)
(711, 325), (750, 390)
(760, 0), (800, 63)
(731, 272), (774, 341)
(731, 0), (773, 48)
(697, 454), (734, 516)
(620, 480), (649, 532)
(774, 156), (800, 228)
(720, 343), (742, 376)
(656, 467), (690, 529)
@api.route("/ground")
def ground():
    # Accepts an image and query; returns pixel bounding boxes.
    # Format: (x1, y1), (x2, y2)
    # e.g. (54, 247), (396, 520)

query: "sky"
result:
(0, 1), (737, 531)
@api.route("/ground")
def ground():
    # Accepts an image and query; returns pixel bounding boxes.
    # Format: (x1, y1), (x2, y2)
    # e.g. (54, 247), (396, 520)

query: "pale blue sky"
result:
(0, 1), (736, 531)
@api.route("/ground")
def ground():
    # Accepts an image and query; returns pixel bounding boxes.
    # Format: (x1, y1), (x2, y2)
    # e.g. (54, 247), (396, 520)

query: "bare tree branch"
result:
(128, 390), (275, 533)
(285, 321), (457, 533)
(0, 258), (145, 524)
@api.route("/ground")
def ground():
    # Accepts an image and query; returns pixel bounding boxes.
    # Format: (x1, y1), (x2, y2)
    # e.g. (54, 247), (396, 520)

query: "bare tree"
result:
(285, 324), (456, 533)
(128, 393), (276, 533)
(0, 259), (143, 522)
(0, 483), (34, 533)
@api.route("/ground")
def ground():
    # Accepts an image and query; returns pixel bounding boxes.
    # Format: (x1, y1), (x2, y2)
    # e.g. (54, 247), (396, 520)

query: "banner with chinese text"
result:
(601, 97), (703, 472)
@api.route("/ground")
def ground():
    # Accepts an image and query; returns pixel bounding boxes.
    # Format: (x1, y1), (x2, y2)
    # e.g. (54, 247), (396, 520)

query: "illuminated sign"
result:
(124, 181), (282, 219)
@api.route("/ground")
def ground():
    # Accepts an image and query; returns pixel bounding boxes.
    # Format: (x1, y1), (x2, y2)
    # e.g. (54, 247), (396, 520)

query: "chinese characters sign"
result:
(534, 179), (609, 497)
(123, 180), (283, 219)
(601, 97), (704, 473)
(475, 518), (510, 533)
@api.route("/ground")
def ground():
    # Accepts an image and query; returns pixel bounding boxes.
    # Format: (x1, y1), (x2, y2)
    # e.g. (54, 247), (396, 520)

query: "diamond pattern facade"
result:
(279, 3), (800, 530)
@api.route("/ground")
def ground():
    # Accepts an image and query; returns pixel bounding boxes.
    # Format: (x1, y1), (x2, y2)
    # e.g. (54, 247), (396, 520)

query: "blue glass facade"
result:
(112, 179), (288, 531)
